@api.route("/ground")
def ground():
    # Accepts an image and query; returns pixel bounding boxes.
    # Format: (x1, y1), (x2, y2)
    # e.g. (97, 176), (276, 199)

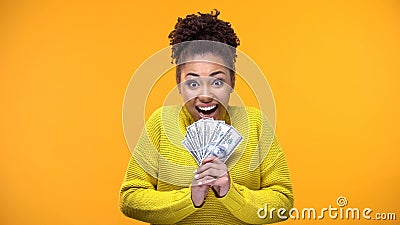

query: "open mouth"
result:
(195, 104), (218, 118)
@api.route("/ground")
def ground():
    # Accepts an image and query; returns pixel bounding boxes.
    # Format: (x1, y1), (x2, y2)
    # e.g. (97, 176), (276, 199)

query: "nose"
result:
(198, 94), (213, 103)
(198, 85), (213, 102)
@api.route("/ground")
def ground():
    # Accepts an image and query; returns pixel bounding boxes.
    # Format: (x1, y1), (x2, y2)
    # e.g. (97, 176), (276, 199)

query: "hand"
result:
(191, 178), (211, 207)
(194, 156), (230, 198)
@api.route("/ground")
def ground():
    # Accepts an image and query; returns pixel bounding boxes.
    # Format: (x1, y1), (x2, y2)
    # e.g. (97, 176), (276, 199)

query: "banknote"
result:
(182, 138), (200, 164)
(182, 118), (242, 165)
(204, 126), (242, 162)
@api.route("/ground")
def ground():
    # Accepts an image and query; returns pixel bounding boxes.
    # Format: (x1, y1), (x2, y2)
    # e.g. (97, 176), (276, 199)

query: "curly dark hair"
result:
(168, 9), (240, 87)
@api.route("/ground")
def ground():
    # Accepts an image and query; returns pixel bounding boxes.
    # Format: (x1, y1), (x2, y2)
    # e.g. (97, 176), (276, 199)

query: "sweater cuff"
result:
(216, 176), (248, 212)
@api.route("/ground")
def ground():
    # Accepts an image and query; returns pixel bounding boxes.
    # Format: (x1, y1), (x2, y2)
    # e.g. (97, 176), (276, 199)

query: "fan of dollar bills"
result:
(182, 119), (243, 165)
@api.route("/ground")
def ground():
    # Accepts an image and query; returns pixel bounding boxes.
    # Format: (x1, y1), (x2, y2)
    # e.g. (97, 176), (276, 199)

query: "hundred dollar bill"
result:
(183, 119), (242, 164)
(204, 126), (243, 162)
(182, 138), (201, 165)
(203, 119), (217, 147)
(208, 121), (231, 144)
(194, 121), (204, 154)
(187, 124), (201, 151)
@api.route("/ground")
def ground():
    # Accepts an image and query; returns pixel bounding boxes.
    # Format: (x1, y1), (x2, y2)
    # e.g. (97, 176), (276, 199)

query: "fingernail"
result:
(198, 181), (202, 185)
(194, 174), (199, 179)
(193, 169), (197, 174)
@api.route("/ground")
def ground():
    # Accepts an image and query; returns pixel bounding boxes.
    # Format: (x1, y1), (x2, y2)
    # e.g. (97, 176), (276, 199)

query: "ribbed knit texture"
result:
(120, 105), (294, 224)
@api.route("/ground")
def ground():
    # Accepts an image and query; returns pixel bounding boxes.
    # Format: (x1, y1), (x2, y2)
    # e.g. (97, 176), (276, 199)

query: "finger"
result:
(195, 162), (217, 174)
(202, 157), (224, 168)
(192, 179), (209, 187)
(218, 170), (228, 178)
(201, 156), (218, 164)
(210, 157), (224, 165)
(194, 175), (217, 186)
(191, 181), (212, 187)
(196, 161), (227, 174)
(194, 168), (222, 180)
(209, 175), (230, 187)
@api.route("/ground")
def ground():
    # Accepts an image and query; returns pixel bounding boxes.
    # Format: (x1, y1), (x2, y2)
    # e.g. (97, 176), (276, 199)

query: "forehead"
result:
(180, 54), (230, 73)
(182, 53), (226, 65)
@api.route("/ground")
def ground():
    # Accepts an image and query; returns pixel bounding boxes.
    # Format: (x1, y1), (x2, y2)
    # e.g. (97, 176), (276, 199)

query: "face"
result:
(179, 54), (233, 121)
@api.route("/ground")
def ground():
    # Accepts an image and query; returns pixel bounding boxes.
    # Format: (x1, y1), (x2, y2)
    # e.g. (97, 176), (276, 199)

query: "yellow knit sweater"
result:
(120, 105), (294, 224)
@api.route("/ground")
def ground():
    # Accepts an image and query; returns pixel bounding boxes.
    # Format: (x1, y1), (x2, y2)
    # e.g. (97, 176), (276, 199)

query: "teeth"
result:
(198, 105), (216, 111)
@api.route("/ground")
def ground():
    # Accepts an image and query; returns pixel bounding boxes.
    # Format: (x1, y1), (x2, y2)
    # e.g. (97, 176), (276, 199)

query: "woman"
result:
(120, 10), (294, 224)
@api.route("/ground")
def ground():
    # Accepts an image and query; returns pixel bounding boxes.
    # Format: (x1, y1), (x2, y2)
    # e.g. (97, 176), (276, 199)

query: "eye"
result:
(185, 80), (200, 89)
(212, 79), (224, 87)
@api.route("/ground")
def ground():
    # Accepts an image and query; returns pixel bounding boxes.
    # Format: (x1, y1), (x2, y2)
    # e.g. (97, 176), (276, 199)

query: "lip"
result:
(196, 103), (219, 119)
(199, 109), (217, 119)
(196, 103), (217, 108)
(197, 105), (217, 111)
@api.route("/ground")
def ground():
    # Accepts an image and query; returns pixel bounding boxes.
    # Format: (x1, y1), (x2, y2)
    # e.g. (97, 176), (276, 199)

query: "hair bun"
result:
(168, 9), (240, 48)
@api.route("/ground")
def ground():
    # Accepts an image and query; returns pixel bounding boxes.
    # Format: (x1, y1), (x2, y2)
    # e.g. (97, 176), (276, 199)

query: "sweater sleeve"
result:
(119, 157), (198, 224)
(220, 137), (294, 224)
(217, 109), (294, 224)
(119, 108), (198, 224)
(217, 137), (294, 224)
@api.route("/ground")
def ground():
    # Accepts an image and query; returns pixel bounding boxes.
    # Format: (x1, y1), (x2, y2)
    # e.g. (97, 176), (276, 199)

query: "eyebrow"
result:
(185, 71), (225, 77)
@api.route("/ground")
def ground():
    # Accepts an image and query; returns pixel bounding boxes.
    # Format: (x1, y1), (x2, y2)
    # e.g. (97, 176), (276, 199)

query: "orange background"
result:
(1, 0), (399, 224)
